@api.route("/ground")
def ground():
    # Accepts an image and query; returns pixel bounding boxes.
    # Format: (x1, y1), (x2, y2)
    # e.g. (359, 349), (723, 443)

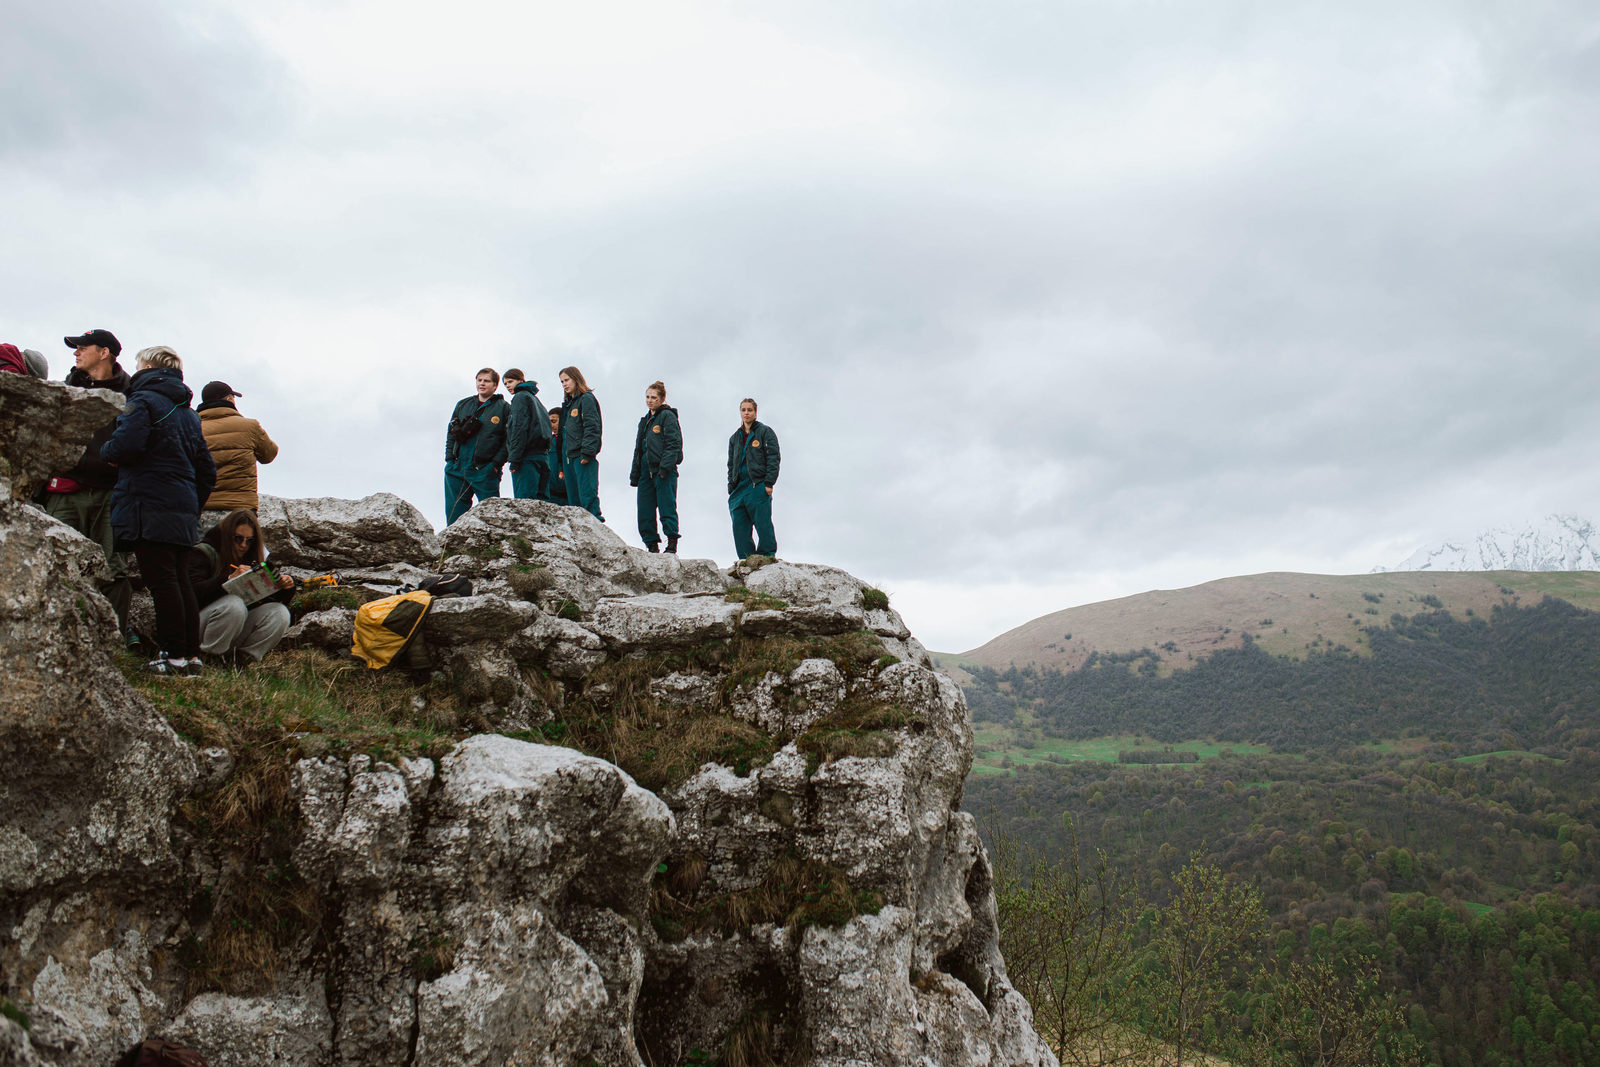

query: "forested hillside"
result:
(965, 598), (1600, 752)
(963, 595), (1600, 1066)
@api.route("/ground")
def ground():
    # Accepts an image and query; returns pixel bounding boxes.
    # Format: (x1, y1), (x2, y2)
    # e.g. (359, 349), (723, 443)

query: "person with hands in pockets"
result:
(726, 397), (780, 560)
(558, 365), (604, 521)
(629, 379), (682, 553)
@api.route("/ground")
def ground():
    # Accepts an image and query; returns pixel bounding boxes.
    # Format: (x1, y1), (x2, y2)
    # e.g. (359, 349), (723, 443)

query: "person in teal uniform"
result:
(443, 367), (510, 525)
(558, 365), (603, 520)
(726, 397), (779, 559)
(546, 408), (568, 504)
(629, 380), (682, 553)
(501, 368), (550, 501)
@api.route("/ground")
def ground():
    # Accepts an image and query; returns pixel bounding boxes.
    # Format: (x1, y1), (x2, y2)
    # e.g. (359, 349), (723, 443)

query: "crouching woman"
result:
(190, 509), (294, 663)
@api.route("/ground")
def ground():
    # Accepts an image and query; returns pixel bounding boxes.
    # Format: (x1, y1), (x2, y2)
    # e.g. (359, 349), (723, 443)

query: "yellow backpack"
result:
(350, 590), (433, 669)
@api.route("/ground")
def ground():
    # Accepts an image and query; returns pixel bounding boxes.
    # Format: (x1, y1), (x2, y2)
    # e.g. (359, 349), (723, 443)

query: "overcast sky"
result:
(6, 1), (1599, 651)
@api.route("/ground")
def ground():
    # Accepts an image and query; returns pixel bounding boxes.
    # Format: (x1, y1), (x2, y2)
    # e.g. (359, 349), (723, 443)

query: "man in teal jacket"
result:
(726, 397), (779, 559)
(444, 368), (510, 525)
(502, 369), (550, 501)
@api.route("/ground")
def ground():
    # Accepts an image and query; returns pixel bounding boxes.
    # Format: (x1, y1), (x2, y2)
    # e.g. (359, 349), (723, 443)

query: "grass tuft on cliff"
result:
(650, 848), (884, 942)
(546, 630), (910, 793)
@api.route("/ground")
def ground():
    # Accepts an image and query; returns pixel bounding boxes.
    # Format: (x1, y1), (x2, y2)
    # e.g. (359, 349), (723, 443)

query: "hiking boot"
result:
(125, 629), (142, 652)
(665, 536), (678, 554)
(646, 542), (660, 553)
(145, 653), (180, 677)
(181, 659), (205, 677)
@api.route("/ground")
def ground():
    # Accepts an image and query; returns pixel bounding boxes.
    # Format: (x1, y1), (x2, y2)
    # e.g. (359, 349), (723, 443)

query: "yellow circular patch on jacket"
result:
(652, 425), (661, 433)
(752, 439), (762, 448)
(570, 408), (579, 417)
(490, 416), (500, 423)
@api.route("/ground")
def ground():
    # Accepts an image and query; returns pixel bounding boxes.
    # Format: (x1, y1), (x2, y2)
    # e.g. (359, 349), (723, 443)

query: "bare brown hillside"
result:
(940, 570), (1600, 677)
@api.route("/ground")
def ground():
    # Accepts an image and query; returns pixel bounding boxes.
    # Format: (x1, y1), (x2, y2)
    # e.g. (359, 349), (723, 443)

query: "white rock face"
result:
(1382, 513), (1600, 572)
(257, 492), (441, 569)
(280, 737), (673, 1066)
(0, 386), (1051, 1067)
(439, 497), (726, 611)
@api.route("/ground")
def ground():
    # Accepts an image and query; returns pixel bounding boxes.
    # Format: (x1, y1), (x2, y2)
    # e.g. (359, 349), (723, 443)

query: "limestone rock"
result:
(648, 671), (718, 708)
(439, 498), (725, 611)
(740, 560), (870, 634)
(277, 736), (673, 1066)
(0, 384), (1050, 1065)
(284, 606), (355, 652)
(164, 988), (333, 1067)
(0, 496), (195, 1048)
(588, 592), (741, 652)
(725, 657), (846, 735)
(257, 493), (440, 569)
(0, 373), (124, 499)
(423, 594), (541, 646)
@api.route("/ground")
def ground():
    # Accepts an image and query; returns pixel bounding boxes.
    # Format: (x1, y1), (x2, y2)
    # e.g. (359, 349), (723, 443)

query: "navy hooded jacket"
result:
(506, 380), (551, 467)
(100, 366), (217, 547)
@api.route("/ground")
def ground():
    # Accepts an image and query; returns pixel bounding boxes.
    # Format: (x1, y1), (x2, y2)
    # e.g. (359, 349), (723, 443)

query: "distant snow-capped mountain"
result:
(1379, 514), (1600, 573)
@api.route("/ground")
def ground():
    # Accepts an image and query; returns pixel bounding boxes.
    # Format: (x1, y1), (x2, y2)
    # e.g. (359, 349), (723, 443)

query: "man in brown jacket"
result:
(198, 380), (279, 527)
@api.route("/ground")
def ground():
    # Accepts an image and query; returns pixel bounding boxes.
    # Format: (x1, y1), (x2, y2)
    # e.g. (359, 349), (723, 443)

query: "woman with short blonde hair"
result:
(100, 346), (215, 675)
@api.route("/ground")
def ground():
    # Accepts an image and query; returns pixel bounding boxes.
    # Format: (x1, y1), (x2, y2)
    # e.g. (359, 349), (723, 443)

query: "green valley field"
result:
(953, 572), (1600, 1067)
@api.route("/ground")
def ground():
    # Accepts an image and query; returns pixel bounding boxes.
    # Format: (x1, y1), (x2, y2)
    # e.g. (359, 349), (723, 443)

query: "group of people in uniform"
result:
(444, 367), (781, 559)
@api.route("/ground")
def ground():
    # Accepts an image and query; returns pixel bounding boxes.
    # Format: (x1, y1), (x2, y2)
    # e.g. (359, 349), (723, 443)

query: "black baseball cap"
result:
(63, 329), (121, 357)
(202, 381), (242, 403)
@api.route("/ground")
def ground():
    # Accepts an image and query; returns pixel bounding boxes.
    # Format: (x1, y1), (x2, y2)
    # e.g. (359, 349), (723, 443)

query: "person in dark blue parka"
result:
(101, 346), (217, 674)
(629, 380), (682, 552)
(726, 397), (779, 559)
(558, 365), (603, 521)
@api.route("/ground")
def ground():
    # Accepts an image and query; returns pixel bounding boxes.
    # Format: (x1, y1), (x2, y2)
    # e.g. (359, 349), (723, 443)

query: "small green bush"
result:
(1, 998), (29, 1031)
(861, 587), (889, 611)
(725, 584), (788, 611)
(555, 599), (583, 622)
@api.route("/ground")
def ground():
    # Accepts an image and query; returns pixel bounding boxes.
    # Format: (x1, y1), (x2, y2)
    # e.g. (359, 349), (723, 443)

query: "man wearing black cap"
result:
(45, 329), (135, 638)
(197, 380), (279, 528)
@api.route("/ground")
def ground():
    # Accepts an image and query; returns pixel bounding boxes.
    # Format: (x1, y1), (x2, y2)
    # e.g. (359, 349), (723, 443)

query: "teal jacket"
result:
(445, 394), (509, 470)
(560, 390), (603, 461)
(630, 405), (683, 485)
(726, 421), (779, 494)
(506, 381), (550, 468)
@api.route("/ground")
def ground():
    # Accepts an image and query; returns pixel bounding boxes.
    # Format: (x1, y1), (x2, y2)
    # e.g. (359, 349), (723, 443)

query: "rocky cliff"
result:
(0, 373), (1053, 1067)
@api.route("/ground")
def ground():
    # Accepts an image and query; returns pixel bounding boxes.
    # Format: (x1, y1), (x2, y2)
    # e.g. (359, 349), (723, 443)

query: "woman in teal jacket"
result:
(629, 380), (682, 552)
(558, 365), (603, 520)
(726, 397), (779, 559)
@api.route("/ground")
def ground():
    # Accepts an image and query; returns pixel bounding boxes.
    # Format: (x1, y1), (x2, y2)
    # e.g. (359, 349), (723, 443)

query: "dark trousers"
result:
(44, 486), (132, 633)
(637, 473), (679, 546)
(564, 456), (603, 520)
(510, 458), (549, 501)
(444, 463), (501, 526)
(729, 483), (776, 559)
(135, 541), (200, 658)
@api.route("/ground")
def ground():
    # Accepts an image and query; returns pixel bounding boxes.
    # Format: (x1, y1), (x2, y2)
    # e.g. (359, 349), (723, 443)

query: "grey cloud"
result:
(1, 0), (290, 183)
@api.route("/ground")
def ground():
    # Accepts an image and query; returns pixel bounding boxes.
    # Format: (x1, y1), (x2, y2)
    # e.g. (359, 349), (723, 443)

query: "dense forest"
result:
(965, 598), (1600, 752)
(964, 598), (1600, 1066)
